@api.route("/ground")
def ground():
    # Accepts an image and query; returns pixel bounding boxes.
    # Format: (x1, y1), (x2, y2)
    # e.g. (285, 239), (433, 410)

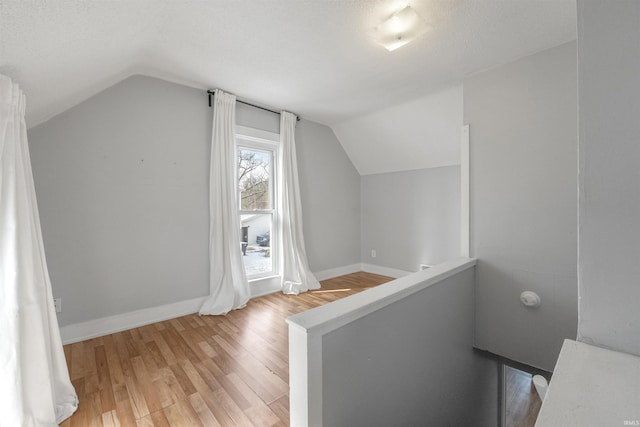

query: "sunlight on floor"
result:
(311, 288), (352, 294)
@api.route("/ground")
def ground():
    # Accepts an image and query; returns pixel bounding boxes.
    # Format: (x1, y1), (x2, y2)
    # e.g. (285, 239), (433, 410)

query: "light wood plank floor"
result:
(60, 272), (393, 427)
(505, 365), (544, 427)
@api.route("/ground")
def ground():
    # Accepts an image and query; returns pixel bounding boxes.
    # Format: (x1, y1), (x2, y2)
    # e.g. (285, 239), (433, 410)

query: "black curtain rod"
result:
(207, 90), (300, 121)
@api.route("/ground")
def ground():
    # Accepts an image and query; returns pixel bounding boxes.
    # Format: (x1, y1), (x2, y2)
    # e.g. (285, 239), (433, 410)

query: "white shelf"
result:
(536, 339), (640, 426)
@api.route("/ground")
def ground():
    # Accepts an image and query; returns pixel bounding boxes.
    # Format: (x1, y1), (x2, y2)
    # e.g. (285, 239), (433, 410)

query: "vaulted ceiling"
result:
(1, 0), (576, 173)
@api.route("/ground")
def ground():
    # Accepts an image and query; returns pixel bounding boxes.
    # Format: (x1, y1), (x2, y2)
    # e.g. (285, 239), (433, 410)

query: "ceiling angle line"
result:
(206, 89), (300, 121)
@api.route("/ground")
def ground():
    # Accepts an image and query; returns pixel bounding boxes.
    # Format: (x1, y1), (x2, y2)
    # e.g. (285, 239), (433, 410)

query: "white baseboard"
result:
(361, 263), (412, 279)
(60, 263), (409, 345)
(249, 264), (367, 298)
(313, 263), (362, 281)
(249, 275), (282, 298)
(314, 263), (410, 281)
(60, 296), (206, 345)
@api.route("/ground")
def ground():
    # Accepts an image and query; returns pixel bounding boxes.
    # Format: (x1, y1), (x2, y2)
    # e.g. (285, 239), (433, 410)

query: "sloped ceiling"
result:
(0, 0), (576, 173)
(333, 84), (462, 175)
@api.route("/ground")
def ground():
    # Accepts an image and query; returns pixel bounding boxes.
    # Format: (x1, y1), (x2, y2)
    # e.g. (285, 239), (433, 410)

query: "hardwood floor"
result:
(61, 272), (393, 427)
(504, 365), (543, 427)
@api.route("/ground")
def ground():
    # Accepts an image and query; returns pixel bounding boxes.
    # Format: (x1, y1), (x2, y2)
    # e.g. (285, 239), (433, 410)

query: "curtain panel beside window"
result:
(0, 74), (78, 426)
(200, 89), (251, 316)
(278, 111), (320, 294)
(201, 95), (319, 314)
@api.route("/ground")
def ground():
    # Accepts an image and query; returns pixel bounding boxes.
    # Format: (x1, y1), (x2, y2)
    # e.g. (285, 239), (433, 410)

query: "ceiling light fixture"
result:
(370, 5), (431, 52)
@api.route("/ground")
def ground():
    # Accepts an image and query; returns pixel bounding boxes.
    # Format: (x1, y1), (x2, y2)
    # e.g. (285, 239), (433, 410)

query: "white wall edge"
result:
(288, 257), (476, 334)
(314, 263), (362, 281)
(289, 322), (325, 426)
(286, 256), (476, 426)
(60, 296), (207, 344)
(461, 124), (470, 257)
(361, 262), (412, 278)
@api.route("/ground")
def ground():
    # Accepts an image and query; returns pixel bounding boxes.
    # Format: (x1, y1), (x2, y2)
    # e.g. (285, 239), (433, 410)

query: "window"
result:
(236, 127), (279, 280)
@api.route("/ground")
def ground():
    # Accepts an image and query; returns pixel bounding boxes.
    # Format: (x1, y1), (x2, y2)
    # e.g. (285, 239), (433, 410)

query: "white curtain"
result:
(0, 76), (78, 425)
(279, 111), (320, 294)
(200, 89), (251, 315)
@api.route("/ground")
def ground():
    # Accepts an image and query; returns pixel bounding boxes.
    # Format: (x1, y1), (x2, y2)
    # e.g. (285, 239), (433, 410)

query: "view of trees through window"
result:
(238, 148), (271, 210)
(238, 145), (274, 278)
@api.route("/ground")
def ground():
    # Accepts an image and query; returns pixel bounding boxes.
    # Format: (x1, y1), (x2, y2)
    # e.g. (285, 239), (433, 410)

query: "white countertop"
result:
(536, 339), (640, 427)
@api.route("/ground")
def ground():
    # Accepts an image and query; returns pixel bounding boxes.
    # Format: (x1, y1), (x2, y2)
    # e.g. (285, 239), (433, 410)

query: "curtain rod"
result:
(207, 90), (300, 121)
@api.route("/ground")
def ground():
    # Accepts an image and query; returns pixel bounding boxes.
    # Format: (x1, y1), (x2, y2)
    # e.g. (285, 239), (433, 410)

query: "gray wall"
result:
(236, 101), (279, 134)
(465, 42), (578, 371)
(28, 75), (361, 326)
(577, 1), (640, 356)
(361, 166), (460, 272)
(296, 119), (361, 272)
(29, 76), (210, 326)
(322, 266), (498, 426)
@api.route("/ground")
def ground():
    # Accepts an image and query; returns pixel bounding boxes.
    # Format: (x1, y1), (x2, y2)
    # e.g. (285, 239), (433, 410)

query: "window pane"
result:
(240, 214), (272, 277)
(238, 148), (271, 210)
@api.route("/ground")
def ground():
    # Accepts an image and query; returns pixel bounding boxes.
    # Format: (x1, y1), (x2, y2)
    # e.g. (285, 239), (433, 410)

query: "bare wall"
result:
(296, 120), (361, 272)
(465, 42), (578, 371)
(321, 265), (497, 426)
(28, 75), (361, 326)
(577, 0), (640, 356)
(360, 166), (461, 273)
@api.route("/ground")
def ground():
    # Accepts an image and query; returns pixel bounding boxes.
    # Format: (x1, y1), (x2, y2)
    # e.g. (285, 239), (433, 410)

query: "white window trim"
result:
(236, 126), (281, 284)
(236, 125), (279, 143)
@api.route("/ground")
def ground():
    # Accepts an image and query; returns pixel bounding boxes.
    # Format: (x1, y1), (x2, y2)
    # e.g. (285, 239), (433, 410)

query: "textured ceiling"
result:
(0, 0), (576, 129)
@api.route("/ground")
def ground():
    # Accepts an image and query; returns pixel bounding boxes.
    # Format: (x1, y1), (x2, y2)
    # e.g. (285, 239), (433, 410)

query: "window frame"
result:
(235, 125), (280, 281)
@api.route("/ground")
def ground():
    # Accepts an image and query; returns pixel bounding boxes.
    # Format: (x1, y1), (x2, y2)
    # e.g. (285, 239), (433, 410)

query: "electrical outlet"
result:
(371, 249), (377, 258)
(53, 298), (62, 313)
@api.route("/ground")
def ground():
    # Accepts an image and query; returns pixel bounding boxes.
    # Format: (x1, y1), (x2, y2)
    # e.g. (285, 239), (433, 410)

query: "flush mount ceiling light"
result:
(370, 5), (431, 52)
